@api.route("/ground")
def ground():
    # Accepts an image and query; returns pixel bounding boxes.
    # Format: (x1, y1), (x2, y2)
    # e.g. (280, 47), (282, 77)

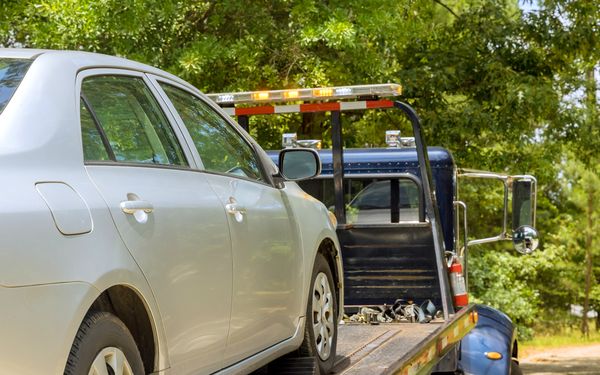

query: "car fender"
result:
(459, 304), (516, 375)
(280, 181), (343, 322)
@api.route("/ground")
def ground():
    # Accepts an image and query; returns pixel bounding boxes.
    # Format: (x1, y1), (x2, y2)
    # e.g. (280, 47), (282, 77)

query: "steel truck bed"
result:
(333, 323), (439, 374)
(332, 305), (477, 375)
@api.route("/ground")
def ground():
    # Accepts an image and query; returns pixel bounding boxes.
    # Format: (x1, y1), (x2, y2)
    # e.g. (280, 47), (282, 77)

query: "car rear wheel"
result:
(65, 311), (144, 375)
(300, 253), (338, 374)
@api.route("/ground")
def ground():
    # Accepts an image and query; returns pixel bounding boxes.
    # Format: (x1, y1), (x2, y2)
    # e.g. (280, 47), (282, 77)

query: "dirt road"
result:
(520, 344), (600, 375)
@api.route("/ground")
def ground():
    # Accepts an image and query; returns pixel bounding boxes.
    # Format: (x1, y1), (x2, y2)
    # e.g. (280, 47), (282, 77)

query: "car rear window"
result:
(0, 58), (32, 115)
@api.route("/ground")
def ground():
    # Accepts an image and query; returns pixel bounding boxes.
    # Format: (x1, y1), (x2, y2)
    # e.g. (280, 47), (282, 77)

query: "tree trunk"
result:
(582, 185), (593, 337)
(581, 66), (597, 337)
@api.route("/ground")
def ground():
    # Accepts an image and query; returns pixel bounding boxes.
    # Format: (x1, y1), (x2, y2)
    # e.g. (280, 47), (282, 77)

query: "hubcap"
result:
(312, 272), (335, 360)
(88, 347), (134, 375)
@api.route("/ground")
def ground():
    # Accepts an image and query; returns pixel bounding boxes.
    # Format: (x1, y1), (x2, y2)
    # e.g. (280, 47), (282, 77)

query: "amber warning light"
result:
(208, 83), (402, 105)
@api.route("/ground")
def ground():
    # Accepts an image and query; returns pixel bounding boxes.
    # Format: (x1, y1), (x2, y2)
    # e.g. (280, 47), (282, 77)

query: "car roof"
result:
(0, 48), (194, 91)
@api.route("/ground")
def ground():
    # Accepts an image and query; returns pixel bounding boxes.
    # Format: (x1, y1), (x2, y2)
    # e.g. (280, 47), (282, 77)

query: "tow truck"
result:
(208, 84), (539, 375)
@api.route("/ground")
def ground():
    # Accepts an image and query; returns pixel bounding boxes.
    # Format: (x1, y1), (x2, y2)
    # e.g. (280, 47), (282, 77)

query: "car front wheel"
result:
(65, 311), (145, 375)
(300, 253), (338, 374)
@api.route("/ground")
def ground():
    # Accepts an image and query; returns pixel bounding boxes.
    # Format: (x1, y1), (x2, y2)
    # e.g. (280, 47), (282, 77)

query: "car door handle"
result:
(120, 200), (154, 215)
(225, 198), (246, 223)
(225, 203), (246, 215)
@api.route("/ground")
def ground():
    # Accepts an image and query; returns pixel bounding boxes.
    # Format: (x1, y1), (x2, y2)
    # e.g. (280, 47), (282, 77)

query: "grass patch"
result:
(523, 321), (600, 350)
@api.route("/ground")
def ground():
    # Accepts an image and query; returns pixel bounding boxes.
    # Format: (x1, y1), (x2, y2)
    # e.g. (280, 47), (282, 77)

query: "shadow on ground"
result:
(521, 356), (600, 374)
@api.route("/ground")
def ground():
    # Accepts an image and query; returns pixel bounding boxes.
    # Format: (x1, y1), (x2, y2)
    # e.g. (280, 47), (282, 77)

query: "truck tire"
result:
(300, 253), (338, 374)
(65, 311), (145, 375)
(510, 359), (523, 375)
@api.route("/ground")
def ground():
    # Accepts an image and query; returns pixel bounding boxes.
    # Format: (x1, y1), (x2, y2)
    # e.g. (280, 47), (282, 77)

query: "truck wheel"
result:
(300, 253), (338, 374)
(510, 359), (523, 375)
(65, 311), (145, 375)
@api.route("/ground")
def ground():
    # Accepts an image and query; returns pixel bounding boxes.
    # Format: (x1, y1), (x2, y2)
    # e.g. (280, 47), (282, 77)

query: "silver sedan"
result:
(0, 49), (342, 375)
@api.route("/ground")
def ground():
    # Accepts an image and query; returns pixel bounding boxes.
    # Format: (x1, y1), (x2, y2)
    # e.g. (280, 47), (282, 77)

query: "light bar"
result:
(207, 83), (402, 105)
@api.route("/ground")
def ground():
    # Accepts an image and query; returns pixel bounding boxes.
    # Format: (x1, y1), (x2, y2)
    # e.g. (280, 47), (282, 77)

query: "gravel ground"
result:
(520, 344), (600, 375)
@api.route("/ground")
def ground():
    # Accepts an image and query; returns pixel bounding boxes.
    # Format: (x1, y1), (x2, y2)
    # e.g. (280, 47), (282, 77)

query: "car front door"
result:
(78, 70), (233, 374)
(155, 81), (303, 365)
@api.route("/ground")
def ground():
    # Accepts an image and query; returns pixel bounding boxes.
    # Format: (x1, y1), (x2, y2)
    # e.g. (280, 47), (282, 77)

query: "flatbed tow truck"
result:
(208, 84), (539, 375)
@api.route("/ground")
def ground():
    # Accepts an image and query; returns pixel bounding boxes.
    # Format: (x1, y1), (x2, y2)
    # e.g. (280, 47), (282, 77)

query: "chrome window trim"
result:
(84, 160), (191, 171)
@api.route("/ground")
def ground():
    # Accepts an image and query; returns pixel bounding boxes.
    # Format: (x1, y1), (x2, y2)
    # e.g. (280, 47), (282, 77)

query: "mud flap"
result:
(265, 356), (318, 374)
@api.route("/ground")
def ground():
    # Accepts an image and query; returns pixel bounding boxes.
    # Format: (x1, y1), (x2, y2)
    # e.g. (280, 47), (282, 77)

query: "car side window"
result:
(160, 83), (263, 181)
(80, 75), (187, 166)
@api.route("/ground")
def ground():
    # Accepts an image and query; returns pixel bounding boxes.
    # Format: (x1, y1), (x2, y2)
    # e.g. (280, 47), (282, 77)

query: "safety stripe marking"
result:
(340, 101), (367, 110)
(299, 102), (341, 112)
(367, 99), (394, 109)
(274, 104), (301, 113)
(236, 106), (275, 115)
(397, 309), (477, 375)
(223, 100), (396, 116)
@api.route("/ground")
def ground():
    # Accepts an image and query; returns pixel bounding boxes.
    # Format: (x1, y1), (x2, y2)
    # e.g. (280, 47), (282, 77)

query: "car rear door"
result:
(152, 80), (303, 365)
(78, 70), (232, 374)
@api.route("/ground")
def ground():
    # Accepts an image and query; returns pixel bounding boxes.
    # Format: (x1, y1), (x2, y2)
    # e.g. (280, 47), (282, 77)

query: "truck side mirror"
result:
(278, 148), (321, 181)
(512, 178), (535, 228)
(512, 177), (538, 253)
(513, 226), (539, 254)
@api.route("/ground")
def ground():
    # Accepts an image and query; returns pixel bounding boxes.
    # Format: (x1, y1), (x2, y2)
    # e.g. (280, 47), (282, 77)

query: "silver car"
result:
(0, 49), (342, 375)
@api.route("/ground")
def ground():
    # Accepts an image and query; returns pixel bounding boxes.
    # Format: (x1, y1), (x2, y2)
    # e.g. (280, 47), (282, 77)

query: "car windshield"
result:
(0, 58), (32, 115)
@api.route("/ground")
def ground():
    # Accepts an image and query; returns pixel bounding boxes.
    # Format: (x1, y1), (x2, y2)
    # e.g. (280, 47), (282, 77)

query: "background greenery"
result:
(2, 0), (598, 340)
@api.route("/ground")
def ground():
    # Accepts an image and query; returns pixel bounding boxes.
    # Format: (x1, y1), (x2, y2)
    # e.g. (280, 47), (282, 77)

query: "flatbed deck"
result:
(254, 305), (477, 375)
(333, 323), (441, 374)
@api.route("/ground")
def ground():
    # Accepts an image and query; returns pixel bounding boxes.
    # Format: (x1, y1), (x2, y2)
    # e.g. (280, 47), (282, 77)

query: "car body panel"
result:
(204, 173), (303, 365)
(86, 165), (234, 374)
(0, 282), (98, 375)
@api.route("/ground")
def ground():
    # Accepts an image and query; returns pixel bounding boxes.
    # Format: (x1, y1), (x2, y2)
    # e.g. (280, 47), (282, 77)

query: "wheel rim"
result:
(312, 271), (335, 361)
(88, 347), (134, 375)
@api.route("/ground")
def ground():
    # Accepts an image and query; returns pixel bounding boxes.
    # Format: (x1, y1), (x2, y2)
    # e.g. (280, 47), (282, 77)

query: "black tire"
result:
(65, 311), (145, 375)
(299, 253), (338, 374)
(510, 359), (523, 375)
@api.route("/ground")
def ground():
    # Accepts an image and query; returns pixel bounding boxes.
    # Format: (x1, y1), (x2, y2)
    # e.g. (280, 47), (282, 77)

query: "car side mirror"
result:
(278, 148), (321, 181)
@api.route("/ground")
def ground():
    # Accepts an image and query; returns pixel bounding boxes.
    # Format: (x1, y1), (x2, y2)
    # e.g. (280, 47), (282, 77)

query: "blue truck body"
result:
(460, 305), (517, 375)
